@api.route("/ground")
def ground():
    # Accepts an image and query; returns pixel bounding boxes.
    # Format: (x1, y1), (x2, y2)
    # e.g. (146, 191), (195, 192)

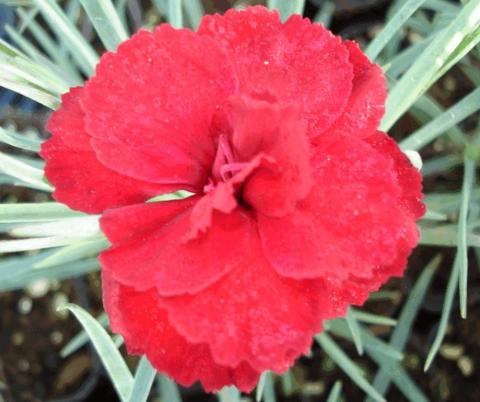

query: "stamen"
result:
(203, 178), (215, 193)
(218, 134), (235, 165)
(220, 162), (249, 181)
(207, 134), (246, 193)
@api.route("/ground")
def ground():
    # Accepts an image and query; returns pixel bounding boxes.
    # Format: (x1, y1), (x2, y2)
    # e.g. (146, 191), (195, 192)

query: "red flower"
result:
(40, 6), (424, 392)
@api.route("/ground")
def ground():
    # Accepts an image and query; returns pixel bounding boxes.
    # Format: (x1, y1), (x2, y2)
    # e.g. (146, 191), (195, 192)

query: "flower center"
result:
(204, 134), (249, 193)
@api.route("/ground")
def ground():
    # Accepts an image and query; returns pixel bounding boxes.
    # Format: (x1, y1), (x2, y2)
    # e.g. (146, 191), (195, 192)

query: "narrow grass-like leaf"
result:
(0, 60), (62, 95)
(404, 11), (437, 35)
(79, 0), (128, 51)
(125, 0), (144, 29)
(316, 333), (385, 402)
(314, 0), (335, 27)
(0, 36), (71, 91)
(113, 334), (124, 349)
(327, 319), (403, 361)
(0, 37), (23, 57)
(410, 94), (468, 148)
(114, 0), (129, 29)
(59, 304), (133, 402)
(424, 0), (459, 13)
(127, 357), (156, 402)
(419, 224), (480, 247)
(183, 0), (204, 29)
(326, 381), (342, 402)
(0, 77), (59, 108)
(263, 374), (277, 402)
(0, 175), (39, 189)
(400, 87), (480, 150)
(9, 216), (100, 238)
(392, 256), (440, 350)
(35, 237), (108, 269)
(425, 189), (480, 214)
(0, 162), (37, 189)
(167, 0), (183, 28)
(148, 190), (193, 203)
(61, 312), (109, 357)
(4, 153), (43, 168)
(217, 386), (241, 402)
(461, 61), (480, 86)
(256, 371), (276, 402)
(267, 0), (305, 20)
(64, 0), (81, 20)
(366, 0), (428, 60)
(362, 341), (403, 361)
(351, 310), (397, 327)
(0, 151), (52, 191)
(0, 235), (92, 253)
(0, 1), (34, 4)
(382, 0), (480, 131)
(429, 25), (480, 87)
(368, 255), (439, 399)
(0, 203), (85, 223)
(384, 38), (432, 79)
(364, 342), (429, 402)
(346, 307), (364, 355)
(368, 290), (401, 301)
(432, 9), (458, 30)
(280, 370), (296, 396)
(158, 375), (182, 402)
(380, 365), (429, 402)
(0, 258), (99, 291)
(422, 154), (462, 176)
(16, 8), (82, 85)
(256, 372), (267, 402)
(0, 54), (67, 95)
(458, 155), (475, 318)
(151, 0), (166, 15)
(33, 0), (99, 75)
(0, 250), (55, 280)
(5, 23), (44, 61)
(0, 127), (42, 152)
(382, 0), (421, 59)
(422, 209), (448, 221)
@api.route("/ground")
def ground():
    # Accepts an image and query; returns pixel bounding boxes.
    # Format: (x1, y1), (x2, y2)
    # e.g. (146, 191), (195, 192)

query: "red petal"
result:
(320, 274), (385, 319)
(190, 95), (313, 226)
(158, 236), (327, 374)
(188, 181), (238, 237)
(258, 133), (420, 280)
(186, 152), (265, 238)
(102, 272), (260, 392)
(366, 131), (425, 219)
(229, 96), (313, 217)
(198, 7), (353, 135)
(321, 41), (387, 139)
(100, 199), (257, 296)
(82, 25), (237, 189)
(100, 196), (198, 244)
(322, 243), (414, 319)
(40, 88), (172, 214)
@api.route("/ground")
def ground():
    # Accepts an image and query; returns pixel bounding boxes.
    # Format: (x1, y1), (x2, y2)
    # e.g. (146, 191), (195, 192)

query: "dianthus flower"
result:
(40, 6), (424, 392)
